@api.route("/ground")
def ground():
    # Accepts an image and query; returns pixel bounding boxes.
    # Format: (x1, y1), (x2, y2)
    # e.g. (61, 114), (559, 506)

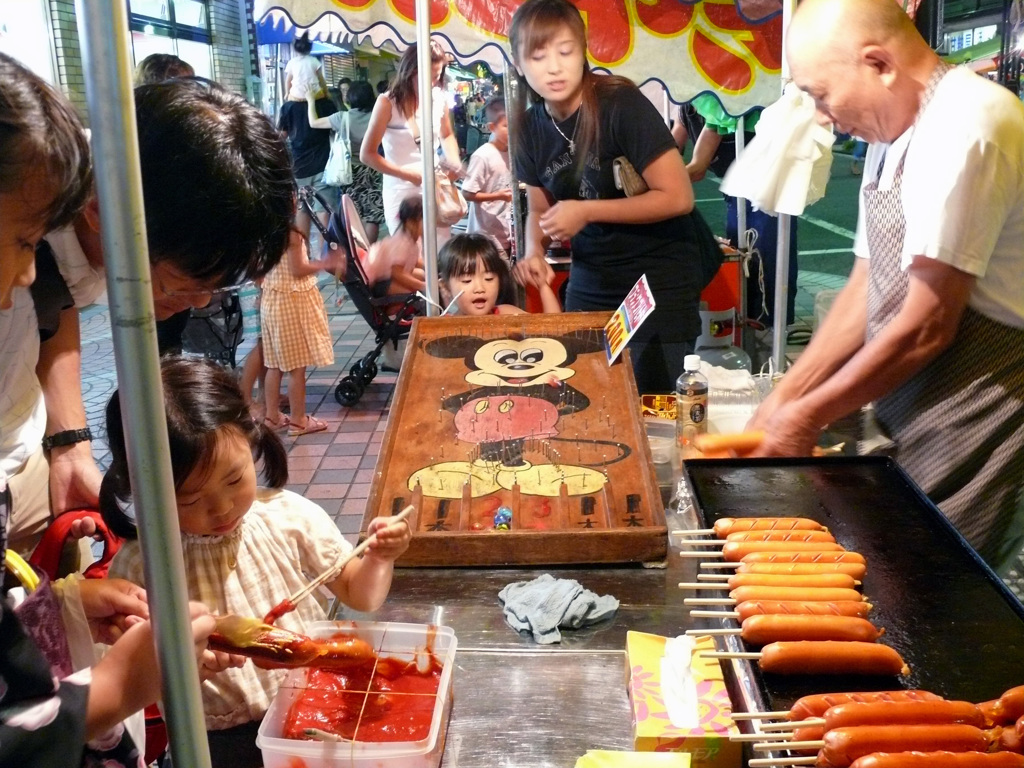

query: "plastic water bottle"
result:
(676, 354), (708, 457)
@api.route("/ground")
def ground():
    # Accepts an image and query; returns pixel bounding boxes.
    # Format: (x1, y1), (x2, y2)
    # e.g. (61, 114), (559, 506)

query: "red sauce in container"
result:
(283, 634), (445, 743)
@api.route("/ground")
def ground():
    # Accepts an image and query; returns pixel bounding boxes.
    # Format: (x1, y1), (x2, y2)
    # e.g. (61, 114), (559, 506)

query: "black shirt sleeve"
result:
(513, 106), (543, 188)
(605, 86), (679, 175)
(30, 240), (74, 343)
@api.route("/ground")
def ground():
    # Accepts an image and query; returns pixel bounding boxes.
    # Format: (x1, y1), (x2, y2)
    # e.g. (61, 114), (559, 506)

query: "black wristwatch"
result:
(41, 428), (94, 451)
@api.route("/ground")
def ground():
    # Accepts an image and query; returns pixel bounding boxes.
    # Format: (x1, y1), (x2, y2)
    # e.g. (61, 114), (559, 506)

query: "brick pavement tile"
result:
(287, 469), (314, 485)
(358, 454), (378, 470)
(346, 483), (371, 499)
(305, 484), (350, 500)
(333, 514), (363, 535)
(338, 422), (374, 434)
(289, 432), (335, 445)
(312, 497), (342, 516)
(286, 455), (321, 470)
(354, 469), (374, 484)
(313, 469), (356, 484)
(341, 498), (368, 515)
(336, 431), (373, 443)
(289, 444), (329, 457)
(327, 443), (365, 456)
(284, 484), (308, 495)
(364, 444), (381, 457)
(319, 456), (360, 470)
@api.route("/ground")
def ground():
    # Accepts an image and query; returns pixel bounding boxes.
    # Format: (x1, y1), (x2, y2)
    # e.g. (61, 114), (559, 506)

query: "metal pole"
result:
(416, 0), (440, 315)
(772, 0), (797, 373)
(735, 116), (747, 243)
(75, 2), (212, 766)
(505, 72), (525, 262)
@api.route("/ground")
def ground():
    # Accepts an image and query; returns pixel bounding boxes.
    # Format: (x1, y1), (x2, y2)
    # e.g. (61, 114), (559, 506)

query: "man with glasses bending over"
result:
(6, 78), (294, 557)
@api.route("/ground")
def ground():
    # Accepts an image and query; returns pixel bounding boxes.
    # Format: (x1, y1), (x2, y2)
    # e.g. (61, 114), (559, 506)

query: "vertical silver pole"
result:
(76, 2), (212, 766)
(416, 0), (440, 315)
(505, 72), (524, 262)
(772, 0), (797, 372)
(735, 116), (747, 240)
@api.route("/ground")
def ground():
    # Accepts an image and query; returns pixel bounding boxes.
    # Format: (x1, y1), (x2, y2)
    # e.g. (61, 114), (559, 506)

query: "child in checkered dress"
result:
(101, 358), (411, 767)
(261, 228), (340, 435)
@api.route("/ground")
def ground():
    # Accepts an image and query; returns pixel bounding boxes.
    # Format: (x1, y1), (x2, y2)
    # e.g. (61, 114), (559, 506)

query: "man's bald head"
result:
(786, 0), (938, 144)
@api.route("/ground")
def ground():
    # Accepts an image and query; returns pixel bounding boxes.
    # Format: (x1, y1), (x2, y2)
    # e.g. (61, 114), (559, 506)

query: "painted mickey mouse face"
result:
(465, 338), (575, 388)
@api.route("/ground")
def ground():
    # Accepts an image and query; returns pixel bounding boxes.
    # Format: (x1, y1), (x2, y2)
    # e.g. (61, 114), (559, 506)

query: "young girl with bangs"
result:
(439, 233), (560, 316)
(509, 0), (720, 394)
(101, 357), (410, 768)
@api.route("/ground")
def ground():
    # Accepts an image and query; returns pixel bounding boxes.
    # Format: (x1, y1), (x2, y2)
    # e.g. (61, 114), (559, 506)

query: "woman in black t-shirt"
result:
(510, 0), (717, 393)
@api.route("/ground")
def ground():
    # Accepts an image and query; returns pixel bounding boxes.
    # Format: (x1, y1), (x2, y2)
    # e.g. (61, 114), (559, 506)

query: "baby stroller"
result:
(299, 188), (422, 406)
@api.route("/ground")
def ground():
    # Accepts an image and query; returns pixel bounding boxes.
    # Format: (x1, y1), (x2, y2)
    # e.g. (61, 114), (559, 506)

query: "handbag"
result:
(434, 170), (468, 226)
(612, 155), (649, 197)
(323, 111), (353, 187)
(405, 111), (467, 225)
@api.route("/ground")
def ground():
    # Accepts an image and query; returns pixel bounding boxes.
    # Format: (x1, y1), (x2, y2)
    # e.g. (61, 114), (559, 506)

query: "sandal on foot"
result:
(288, 416), (327, 436)
(263, 414), (290, 430)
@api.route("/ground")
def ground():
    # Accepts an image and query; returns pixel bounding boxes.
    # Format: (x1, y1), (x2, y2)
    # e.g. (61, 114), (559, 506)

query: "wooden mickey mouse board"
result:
(363, 312), (667, 567)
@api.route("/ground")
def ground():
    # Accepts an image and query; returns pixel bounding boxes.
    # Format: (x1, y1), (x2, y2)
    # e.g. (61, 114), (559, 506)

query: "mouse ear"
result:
(424, 335), (485, 359)
(558, 329), (606, 356)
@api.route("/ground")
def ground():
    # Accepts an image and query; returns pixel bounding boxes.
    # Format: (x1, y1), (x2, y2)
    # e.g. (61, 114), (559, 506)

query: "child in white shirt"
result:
(462, 97), (512, 256)
(284, 32), (327, 102)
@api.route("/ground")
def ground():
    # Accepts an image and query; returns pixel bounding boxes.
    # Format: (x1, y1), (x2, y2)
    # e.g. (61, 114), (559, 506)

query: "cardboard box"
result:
(625, 632), (741, 768)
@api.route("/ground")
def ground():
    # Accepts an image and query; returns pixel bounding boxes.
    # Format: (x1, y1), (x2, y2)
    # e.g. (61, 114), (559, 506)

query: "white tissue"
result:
(720, 82), (835, 216)
(661, 635), (700, 729)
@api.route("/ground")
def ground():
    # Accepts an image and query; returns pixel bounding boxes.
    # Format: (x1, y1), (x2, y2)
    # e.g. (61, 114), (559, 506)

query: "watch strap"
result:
(42, 428), (94, 451)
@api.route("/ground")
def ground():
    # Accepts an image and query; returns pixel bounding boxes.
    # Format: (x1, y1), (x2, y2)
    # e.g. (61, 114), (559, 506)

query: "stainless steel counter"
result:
(333, 475), (763, 768)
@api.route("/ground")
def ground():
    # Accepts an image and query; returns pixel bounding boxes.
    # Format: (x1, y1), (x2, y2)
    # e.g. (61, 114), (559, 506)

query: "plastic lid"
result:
(684, 354), (701, 372)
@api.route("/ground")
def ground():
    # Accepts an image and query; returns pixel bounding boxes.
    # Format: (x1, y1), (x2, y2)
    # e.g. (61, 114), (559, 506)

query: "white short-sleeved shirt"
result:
(463, 141), (512, 245)
(853, 66), (1024, 329)
(0, 288), (45, 486)
(107, 488), (352, 730)
(44, 227), (107, 307)
(285, 54), (321, 100)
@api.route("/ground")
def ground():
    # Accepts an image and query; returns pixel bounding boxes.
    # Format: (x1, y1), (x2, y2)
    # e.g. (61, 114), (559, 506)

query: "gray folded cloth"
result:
(498, 573), (620, 644)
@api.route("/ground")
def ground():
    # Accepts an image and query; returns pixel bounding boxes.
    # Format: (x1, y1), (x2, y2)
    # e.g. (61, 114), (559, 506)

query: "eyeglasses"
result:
(157, 276), (252, 297)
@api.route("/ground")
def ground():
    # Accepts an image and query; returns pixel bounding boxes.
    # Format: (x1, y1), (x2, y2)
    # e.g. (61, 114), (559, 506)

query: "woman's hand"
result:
(539, 200), (589, 241)
(78, 577), (149, 644)
(404, 169), (423, 186)
(364, 514), (412, 563)
(514, 256), (554, 289)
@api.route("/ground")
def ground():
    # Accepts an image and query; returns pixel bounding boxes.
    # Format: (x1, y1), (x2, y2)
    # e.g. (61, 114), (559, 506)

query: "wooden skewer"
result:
(685, 627), (740, 636)
(760, 719), (824, 731)
(684, 597), (737, 605)
(304, 728), (344, 742)
(702, 562), (740, 568)
(748, 757), (818, 767)
(697, 573), (732, 580)
(678, 582), (731, 590)
(676, 539), (727, 546)
(730, 732), (794, 742)
(689, 609), (740, 618)
(680, 528), (716, 535)
(753, 740), (823, 752)
(680, 550), (724, 558)
(701, 650), (761, 659)
(731, 711), (790, 720)
(282, 505), (414, 611)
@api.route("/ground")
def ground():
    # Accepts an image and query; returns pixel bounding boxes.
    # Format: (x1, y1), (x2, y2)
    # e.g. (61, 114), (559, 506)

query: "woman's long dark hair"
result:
(99, 357), (289, 540)
(387, 39), (448, 119)
(509, 0), (634, 182)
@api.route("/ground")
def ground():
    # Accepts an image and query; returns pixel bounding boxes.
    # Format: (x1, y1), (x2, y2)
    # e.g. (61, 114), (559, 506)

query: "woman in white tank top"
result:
(360, 39), (461, 240)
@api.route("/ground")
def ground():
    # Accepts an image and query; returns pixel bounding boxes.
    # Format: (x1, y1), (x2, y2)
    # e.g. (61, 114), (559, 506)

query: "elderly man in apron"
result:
(748, 0), (1024, 573)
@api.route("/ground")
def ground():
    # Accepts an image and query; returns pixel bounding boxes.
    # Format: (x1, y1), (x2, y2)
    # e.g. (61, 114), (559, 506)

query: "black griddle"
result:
(684, 456), (1024, 711)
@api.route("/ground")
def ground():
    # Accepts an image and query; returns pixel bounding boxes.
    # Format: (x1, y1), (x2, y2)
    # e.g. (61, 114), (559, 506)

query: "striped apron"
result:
(864, 64), (1024, 571)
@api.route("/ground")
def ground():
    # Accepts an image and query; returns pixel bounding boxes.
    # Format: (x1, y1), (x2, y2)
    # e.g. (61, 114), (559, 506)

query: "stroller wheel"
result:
(358, 360), (377, 384)
(335, 377), (363, 407)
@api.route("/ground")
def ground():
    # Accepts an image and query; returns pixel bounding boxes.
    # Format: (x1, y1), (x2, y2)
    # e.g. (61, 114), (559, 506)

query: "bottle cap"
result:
(684, 354), (701, 372)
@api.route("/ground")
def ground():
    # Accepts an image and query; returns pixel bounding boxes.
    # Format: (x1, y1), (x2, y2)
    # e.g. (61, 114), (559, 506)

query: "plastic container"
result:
(257, 621), (457, 768)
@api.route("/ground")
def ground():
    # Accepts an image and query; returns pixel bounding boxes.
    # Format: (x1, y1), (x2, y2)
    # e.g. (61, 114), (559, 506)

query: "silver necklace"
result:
(549, 109), (579, 154)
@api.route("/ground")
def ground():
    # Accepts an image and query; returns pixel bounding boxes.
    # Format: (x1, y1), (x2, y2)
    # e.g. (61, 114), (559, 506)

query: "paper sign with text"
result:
(604, 274), (656, 365)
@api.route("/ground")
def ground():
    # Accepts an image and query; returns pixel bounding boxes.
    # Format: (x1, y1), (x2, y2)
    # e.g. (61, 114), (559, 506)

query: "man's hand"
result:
(538, 200), (589, 241)
(78, 577), (149, 644)
(48, 442), (102, 514)
(749, 399), (822, 458)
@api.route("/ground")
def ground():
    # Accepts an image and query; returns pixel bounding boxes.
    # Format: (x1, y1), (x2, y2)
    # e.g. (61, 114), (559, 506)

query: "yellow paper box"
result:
(575, 750), (691, 768)
(625, 631), (741, 768)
